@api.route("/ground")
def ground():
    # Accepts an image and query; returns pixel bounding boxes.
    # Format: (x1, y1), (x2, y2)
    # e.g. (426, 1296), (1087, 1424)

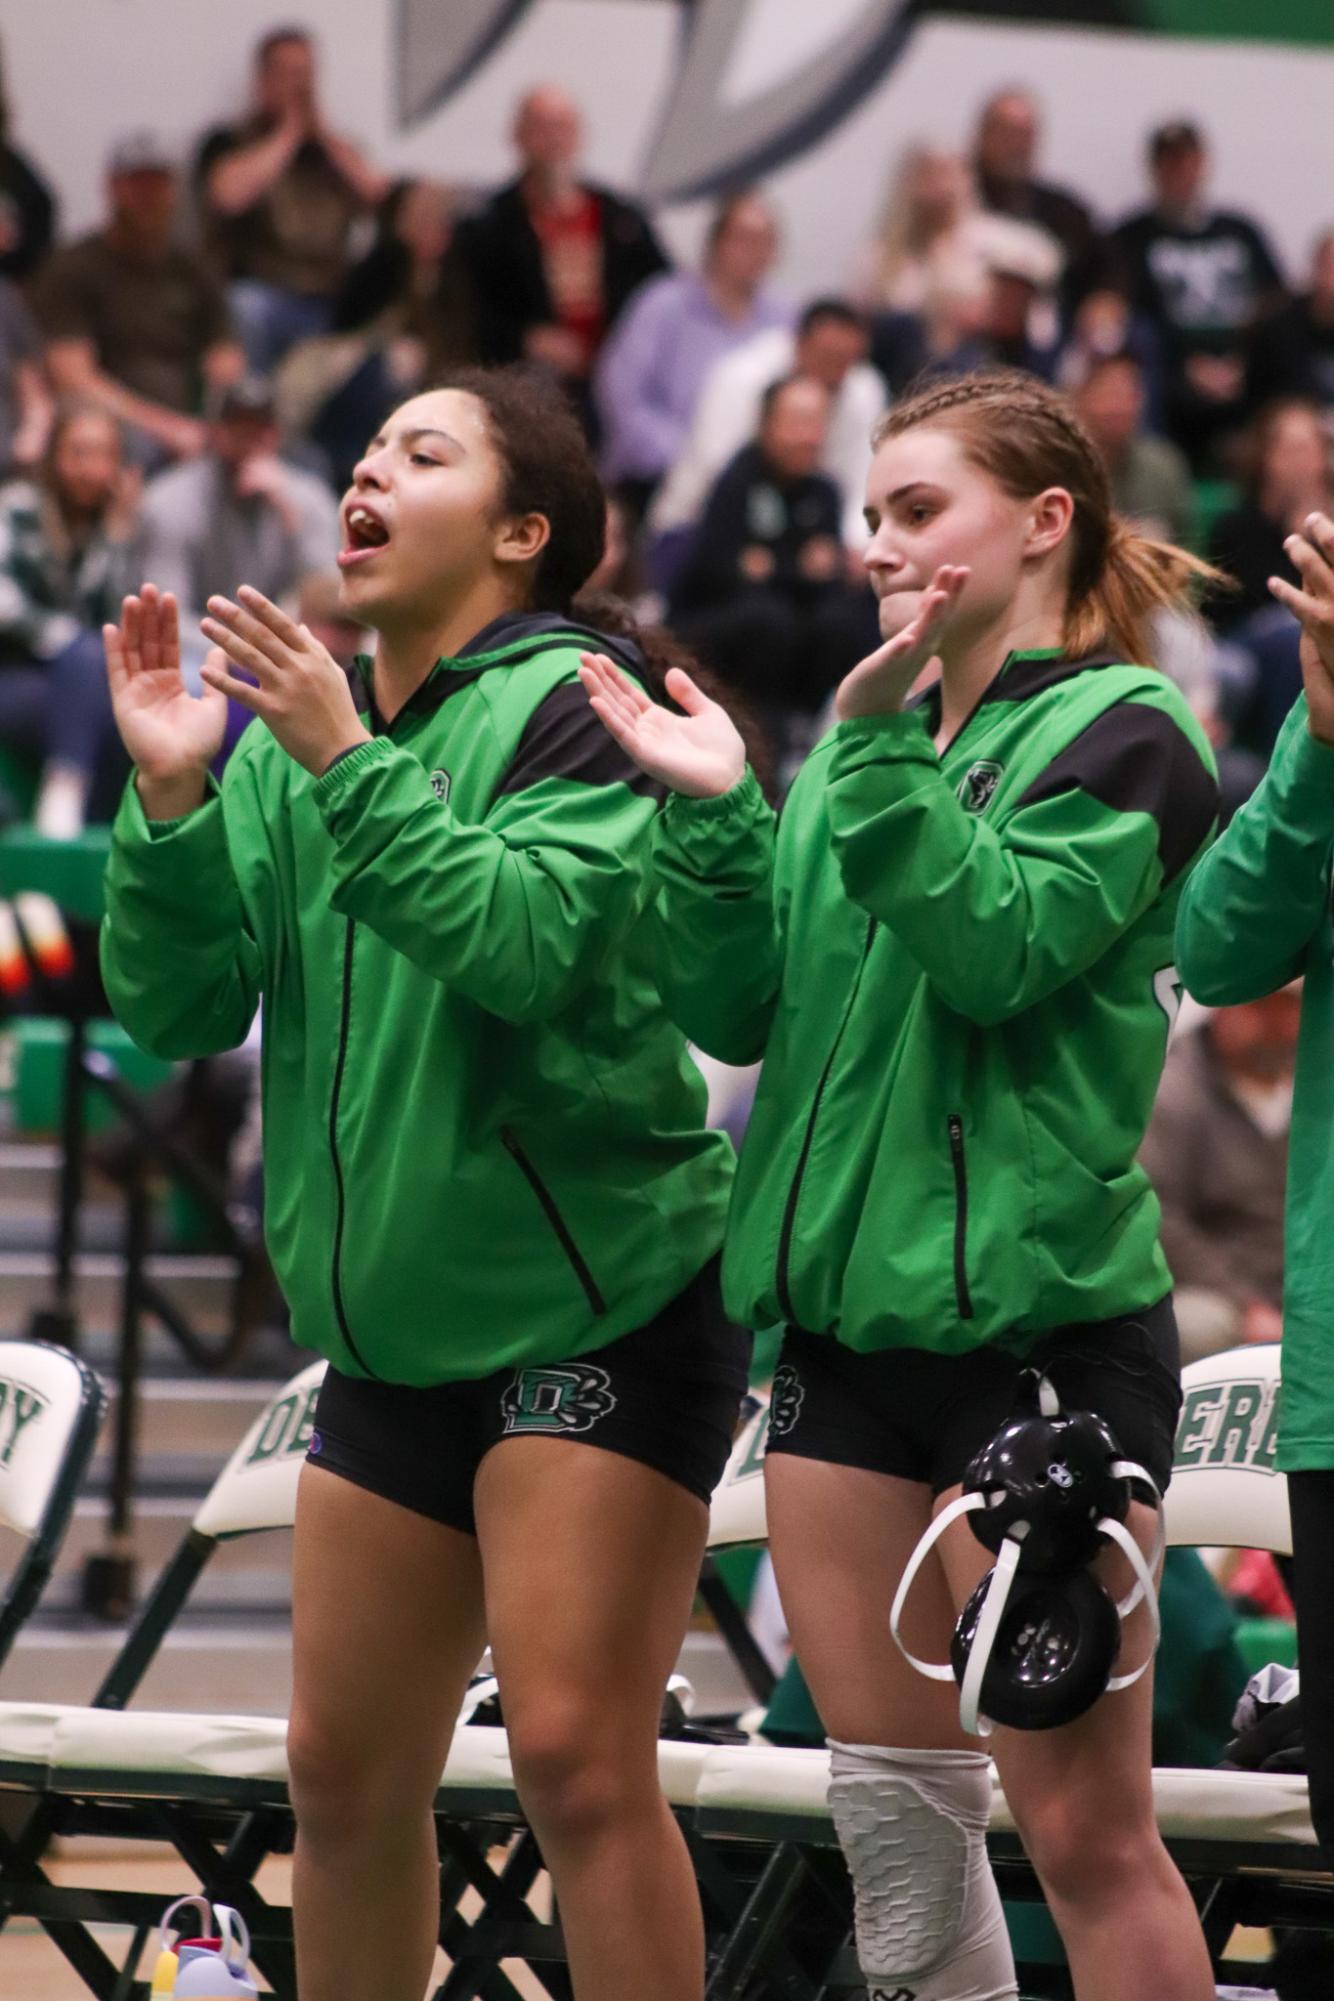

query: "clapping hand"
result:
(1271, 513), (1334, 746)
(834, 564), (969, 720)
(104, 585), (229, 818)
(578, 654), (747, 800)
(199, 585), (370, 777)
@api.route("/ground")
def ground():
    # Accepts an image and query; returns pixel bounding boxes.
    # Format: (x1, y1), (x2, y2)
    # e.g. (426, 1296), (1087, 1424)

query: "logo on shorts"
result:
(956, 760), (1003, 814)
(430, 768), (452, 804)
(767, 1365), (805, 1441)
(500, 1363), (617, 1435)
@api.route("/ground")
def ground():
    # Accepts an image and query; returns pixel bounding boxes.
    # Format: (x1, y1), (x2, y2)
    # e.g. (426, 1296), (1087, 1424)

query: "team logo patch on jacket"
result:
(501, 1363), (617, 1435)
(957, 760), (1003, 813)
(430, 768), (451, 804)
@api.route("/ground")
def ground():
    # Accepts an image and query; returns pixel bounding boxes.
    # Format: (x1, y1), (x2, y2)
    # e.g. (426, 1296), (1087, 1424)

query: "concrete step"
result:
(0, 1139), (59, 1205)
(91, 1377), (279, 1468)
(0, 1251), (239, 1339)
(52, 1498), (295, 1583)
(0, 1625), (750, 1720)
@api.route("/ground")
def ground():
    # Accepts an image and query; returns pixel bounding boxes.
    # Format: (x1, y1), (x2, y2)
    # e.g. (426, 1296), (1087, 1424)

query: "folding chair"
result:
(0, 1358), (746, 2001)
(0, 1338), (105, 1672)
(0, 1357), (324, 2000)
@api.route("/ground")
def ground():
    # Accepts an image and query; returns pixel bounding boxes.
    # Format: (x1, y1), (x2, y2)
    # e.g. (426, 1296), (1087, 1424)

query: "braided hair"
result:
(873, 370), (1224, 666)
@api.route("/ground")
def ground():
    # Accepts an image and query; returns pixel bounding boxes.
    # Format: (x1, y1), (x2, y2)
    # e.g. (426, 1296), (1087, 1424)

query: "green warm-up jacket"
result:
(100, 613), (733, 1384)
(651, 648), (1218, 1353)
(1177, 694), (1334, 1471)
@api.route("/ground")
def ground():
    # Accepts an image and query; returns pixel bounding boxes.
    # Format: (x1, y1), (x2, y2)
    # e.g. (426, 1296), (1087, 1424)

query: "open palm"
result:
(578, 654), (746, 799)
(104, 586), (229, 780)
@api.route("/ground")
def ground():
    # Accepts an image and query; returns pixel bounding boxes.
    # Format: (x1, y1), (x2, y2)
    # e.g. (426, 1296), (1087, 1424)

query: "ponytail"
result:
(1066, 517), (1227, 666)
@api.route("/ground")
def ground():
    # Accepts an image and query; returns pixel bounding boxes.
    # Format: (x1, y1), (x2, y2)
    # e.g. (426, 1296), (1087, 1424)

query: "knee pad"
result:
(828, 1742), (1017, 2001)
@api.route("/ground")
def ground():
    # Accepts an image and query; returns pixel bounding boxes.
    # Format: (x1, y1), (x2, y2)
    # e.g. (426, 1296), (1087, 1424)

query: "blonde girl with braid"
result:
(581, 371), (1223, 2000)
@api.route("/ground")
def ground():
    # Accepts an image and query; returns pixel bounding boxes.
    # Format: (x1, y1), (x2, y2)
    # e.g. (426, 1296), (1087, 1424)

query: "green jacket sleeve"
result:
(312, 695), (660, 1027)
(648, 766), (782, 1065)
(1177, 695), (1334, 1005)
(827, 703), (1217, 1028)
(100, 772), (263, 1059)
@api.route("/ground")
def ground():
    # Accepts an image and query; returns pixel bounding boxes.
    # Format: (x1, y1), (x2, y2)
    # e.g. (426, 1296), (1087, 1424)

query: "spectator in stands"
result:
(596, 189), (787, 513)
(1075, 350), (1193, 547)
(1140, 987), (1298, 1362)
(1206, 398), (1333, 632)
(0, 402), (137, 833)
(1247, 227), (1334, 416)
(855, 145), (1054, 322)
(1199, 402), (1334, 773)
(650, 298), (886, 552)
(463, 84), (666, 418)
(668, 375), (877, 751)
(0, 37), (55, 282)
(1112, 120), (1285, 470)
(32, 134), (242, 467)
(286, 178), (478, 488)
(197, 26), (388, 372)
(971, 86), (1103, 312)
(0, 276), (52, 473)
(135, 374), (338, 678)
(332, 179), (476, 371)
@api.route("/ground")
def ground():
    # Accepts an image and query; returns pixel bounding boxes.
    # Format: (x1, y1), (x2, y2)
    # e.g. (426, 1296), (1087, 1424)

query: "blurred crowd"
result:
(0, 26), (1329, 838)
(1, 22), (1319, 1735)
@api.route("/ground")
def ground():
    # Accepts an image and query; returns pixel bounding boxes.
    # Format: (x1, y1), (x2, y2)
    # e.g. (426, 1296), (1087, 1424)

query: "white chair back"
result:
(707, 1395), (769, 1550)
(0, 1339), (104, 1539)
(193, 1360), (327, 1540)
(1164, 1342), (1289, 1554)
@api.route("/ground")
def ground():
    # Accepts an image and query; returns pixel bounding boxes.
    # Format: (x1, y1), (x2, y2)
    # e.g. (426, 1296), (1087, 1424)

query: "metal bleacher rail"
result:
(0, 824), (263, 1621)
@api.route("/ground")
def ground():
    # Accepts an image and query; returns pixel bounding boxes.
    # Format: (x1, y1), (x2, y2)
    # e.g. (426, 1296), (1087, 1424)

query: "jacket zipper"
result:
(501, 1126), (607, 1316)
(775, 921), (876, 1325)
(327, 916), (381, 1377)
(947, 1112), (975, 1321)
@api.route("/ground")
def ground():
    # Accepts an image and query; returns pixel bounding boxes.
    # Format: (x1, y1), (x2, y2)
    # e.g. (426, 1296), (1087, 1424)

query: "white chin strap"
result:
(888, 1460), (1164, 1737)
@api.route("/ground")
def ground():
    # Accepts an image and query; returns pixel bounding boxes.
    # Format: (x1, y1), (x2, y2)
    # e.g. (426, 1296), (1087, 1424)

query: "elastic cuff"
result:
(130, 772), (221, 840)
(312, 736), (390, 804)
(661, 765), (763, 824)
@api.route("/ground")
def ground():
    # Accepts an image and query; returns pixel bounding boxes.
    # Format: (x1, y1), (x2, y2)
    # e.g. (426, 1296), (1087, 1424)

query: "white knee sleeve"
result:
(828, 1742), (1017, 2001)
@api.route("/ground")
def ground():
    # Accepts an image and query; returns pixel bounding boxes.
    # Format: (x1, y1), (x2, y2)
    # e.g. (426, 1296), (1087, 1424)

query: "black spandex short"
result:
(306, 1258), (751, 1534)
(763, 1295), (1182, 1497)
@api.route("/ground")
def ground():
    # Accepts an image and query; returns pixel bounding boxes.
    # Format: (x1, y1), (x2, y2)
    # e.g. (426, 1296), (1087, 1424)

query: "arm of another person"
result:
(203, 118), (306, 218)
(197, 589), (672, 1025)
(44, 337), (206, 459)
(593, 282), (688, 480)
(578, 653), (786, 1066)
(828, 695), (1217, 1025)
(315, 687), (665, 1023)
(1179, 515), (1334, 1004)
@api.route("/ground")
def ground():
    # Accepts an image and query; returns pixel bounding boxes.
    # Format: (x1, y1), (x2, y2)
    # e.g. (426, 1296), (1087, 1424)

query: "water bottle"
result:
(150, 1896), (257, 1999)
(172, 1906), (257, 1998)
(150, 1896), (213, 1997)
